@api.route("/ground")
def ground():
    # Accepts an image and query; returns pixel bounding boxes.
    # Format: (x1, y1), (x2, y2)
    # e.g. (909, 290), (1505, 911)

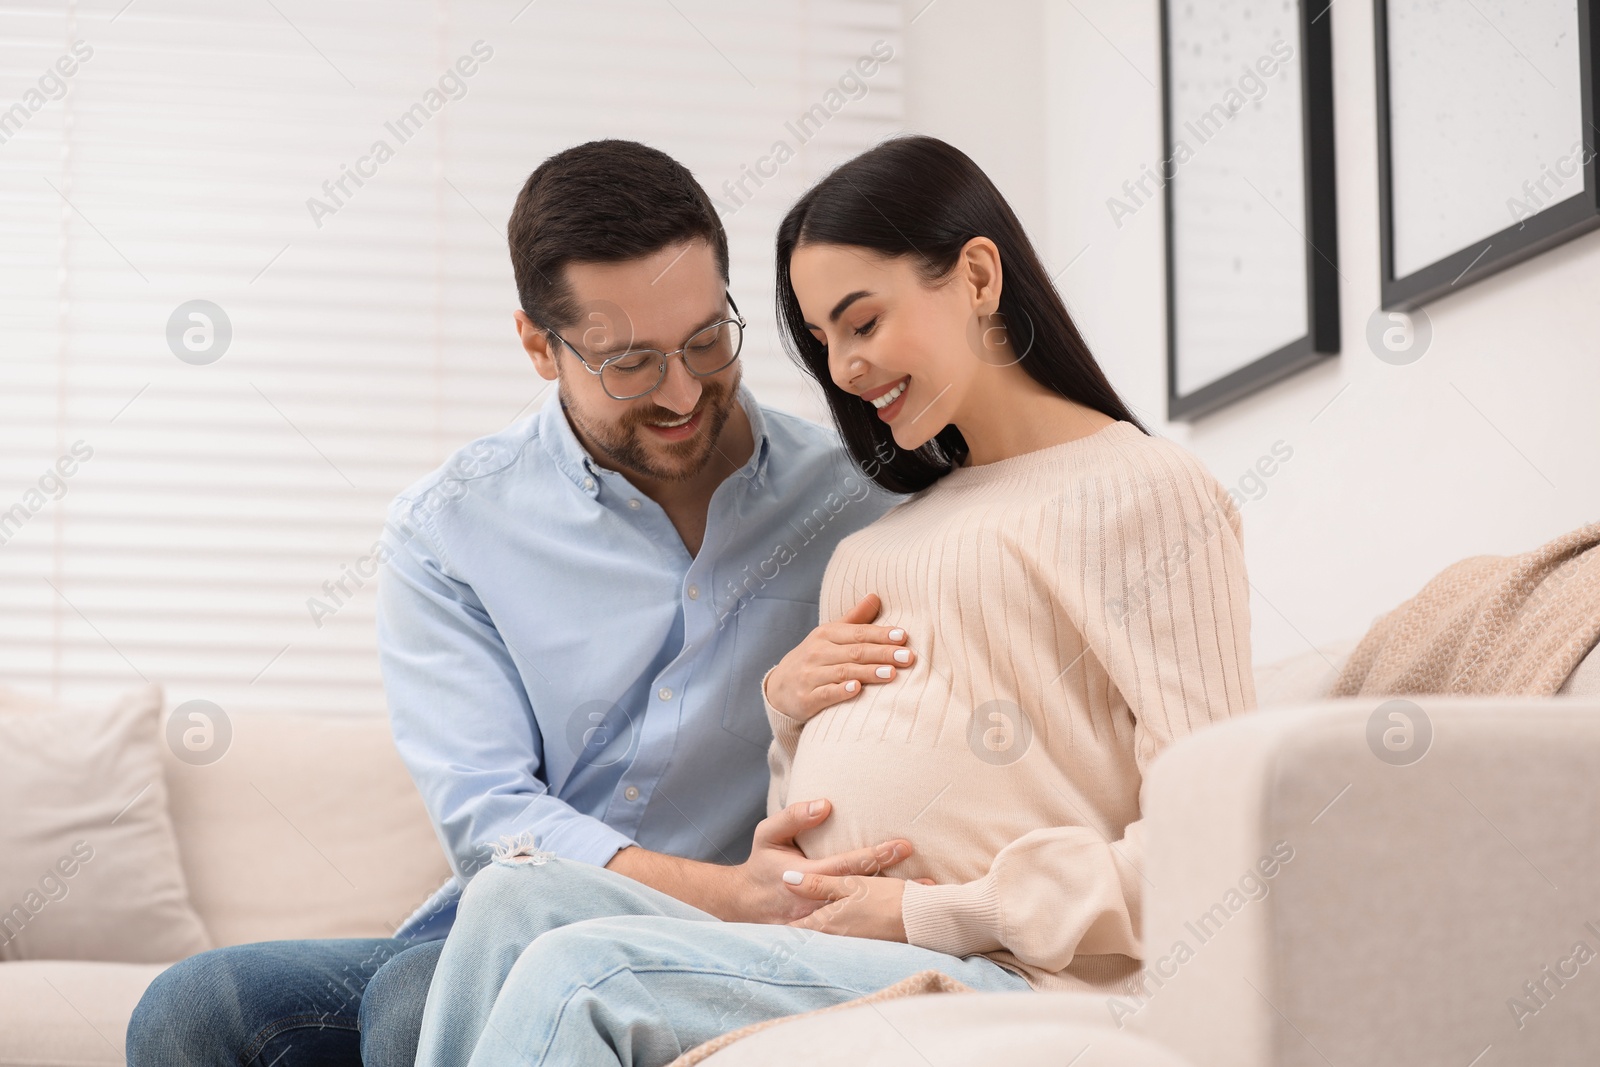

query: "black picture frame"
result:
(1375, 0), (1600, 311)
(1161, 0), (1340, 423)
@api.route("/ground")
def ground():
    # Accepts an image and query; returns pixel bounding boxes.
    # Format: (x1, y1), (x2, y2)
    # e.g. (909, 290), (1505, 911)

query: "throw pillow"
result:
(0, 684), (213, 962)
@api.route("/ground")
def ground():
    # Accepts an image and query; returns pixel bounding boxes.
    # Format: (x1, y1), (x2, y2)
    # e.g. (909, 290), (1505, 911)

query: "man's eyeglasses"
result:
(542, 295), (745, 401)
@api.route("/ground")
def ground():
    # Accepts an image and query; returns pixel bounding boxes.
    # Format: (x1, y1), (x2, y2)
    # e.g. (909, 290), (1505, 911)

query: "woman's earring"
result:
(968, 309), (1029, 368)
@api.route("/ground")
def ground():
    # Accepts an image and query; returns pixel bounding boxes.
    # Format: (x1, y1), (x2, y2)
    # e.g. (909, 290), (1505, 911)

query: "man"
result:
(127, 139), (906, 1066)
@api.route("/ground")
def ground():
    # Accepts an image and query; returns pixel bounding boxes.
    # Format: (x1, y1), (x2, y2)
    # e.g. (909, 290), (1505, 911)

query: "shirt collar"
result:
(736, 384), (773, 488)
(539, 382), (772, 497)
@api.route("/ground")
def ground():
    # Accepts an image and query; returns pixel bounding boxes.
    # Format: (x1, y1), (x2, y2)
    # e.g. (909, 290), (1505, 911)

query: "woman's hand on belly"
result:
(780, 870), (937, 943)
(764, 593), (916, 724)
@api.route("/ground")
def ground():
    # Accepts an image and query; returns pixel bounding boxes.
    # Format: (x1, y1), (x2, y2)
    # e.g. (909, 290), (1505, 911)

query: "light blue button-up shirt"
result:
(376, 385), (898, 939)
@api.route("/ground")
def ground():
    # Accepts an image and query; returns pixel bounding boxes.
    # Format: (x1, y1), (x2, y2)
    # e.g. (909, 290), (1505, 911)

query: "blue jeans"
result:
(126, 936), (443, 1067)
(415, 857), (1031, 1067)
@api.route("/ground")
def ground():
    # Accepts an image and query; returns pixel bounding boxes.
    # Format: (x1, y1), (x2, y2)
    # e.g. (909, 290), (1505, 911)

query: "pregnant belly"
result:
(786, 708), (1030, 887)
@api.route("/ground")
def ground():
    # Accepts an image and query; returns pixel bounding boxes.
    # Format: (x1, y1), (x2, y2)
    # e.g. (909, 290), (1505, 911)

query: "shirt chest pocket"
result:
(720, 597), (817, 748)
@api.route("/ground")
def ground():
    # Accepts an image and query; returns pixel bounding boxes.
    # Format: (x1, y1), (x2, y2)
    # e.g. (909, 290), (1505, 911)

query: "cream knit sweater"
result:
(763, 420), (1257, 993)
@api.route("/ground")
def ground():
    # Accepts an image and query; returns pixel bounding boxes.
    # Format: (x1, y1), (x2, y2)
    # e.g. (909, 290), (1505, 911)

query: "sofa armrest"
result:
(1135, 696), (1600, 1067)
(698, 990), (1194, 1066)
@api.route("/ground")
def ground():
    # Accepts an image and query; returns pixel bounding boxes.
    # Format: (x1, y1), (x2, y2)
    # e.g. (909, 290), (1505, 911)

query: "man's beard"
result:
(560, 370), (740, 484)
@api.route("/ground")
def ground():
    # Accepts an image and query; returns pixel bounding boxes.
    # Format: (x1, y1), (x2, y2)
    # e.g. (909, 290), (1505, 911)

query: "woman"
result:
(413, 135), (1255, 1066)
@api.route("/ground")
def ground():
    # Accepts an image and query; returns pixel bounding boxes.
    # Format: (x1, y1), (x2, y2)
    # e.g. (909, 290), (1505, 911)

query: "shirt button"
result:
(627, 498), (642, 510)
(624, 786), (640, 801)
(687, 584), (699, 600)
(583, 477), (595, 490)
(658, 687), (673, 701)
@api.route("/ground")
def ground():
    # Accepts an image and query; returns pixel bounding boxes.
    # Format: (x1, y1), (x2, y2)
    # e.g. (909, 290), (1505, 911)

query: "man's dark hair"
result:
(507, 139), (730, 331)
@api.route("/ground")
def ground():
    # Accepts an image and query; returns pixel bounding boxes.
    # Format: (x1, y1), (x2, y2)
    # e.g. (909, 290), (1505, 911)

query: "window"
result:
(0, 0), (904, 714)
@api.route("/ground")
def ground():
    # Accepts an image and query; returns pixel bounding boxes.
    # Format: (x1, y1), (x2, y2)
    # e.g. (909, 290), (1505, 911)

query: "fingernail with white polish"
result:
(893, 649), (910, 664)
(875, 666), (892, 679)
(783, 870), (804, 885)
(845, 680), (859, 693)
(889, 629), (905, 642)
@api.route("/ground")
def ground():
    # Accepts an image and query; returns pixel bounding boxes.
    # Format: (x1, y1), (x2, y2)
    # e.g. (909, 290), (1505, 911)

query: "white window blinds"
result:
(0, 0), (904, 715)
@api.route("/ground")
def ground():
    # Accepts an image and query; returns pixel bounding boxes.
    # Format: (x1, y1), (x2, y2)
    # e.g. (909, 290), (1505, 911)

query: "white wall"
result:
(901, 0), (1049, 239)
(905, 0), (1600, 666)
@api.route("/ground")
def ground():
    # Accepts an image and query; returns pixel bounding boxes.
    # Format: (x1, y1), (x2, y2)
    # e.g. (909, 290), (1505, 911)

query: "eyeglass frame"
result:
(539, 294), (746, 400)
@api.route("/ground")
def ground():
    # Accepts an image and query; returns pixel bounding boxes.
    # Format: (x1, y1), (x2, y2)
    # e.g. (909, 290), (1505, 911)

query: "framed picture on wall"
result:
(1376, 0), (1600, 311)
(1160, 0), (1340, 422)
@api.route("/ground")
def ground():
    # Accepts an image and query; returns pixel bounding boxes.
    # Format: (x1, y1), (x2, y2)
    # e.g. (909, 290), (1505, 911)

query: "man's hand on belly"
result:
(607, 798), (916, 924)
(724, 798), (917, 923)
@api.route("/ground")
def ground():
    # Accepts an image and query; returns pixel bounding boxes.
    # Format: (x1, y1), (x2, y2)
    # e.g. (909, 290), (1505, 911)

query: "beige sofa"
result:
(0, 713), (451, 1067)
(6, 639), (1598, 1067)
(705, 645), (1600, 1067)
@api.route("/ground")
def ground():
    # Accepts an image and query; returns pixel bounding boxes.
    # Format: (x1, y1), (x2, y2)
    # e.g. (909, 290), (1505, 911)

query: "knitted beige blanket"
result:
(1330, 520), (1600, 697)
(664, 970), (972, 1067)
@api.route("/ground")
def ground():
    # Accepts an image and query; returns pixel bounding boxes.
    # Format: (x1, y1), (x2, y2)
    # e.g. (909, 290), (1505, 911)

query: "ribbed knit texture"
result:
(764, 420), (1257, 993)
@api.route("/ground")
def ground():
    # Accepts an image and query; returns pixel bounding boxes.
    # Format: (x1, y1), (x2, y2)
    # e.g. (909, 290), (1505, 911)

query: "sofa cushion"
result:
(0, 960), (164, 1067)
(0, 686), (65, 715)
(1251, 639), (1358, 710)
(1557, 636), (1600, 696)
(0, 685), (212, 964)
(162, 712), (451, 946)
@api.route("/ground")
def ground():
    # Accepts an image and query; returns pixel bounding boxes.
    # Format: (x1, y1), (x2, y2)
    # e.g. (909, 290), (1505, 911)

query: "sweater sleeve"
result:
(762, 665), (806, 818)
(901, 454), (1257, 970)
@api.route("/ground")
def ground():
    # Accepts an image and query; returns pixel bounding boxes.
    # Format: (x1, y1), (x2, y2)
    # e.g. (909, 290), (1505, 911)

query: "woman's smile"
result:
(861, 375), (911, 420)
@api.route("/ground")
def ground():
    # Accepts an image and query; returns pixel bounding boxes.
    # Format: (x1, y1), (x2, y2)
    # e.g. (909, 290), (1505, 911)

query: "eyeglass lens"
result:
(600, 319), (743, 399)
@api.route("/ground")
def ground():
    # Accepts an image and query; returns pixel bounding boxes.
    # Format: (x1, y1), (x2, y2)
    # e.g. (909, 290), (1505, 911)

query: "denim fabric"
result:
(126, 937), (442, 1067)
(415, 858), (1030, 1067)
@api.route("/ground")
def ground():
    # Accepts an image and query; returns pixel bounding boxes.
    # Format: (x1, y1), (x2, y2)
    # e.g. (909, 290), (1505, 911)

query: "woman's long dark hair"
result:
(775, 135), (1148, 494)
